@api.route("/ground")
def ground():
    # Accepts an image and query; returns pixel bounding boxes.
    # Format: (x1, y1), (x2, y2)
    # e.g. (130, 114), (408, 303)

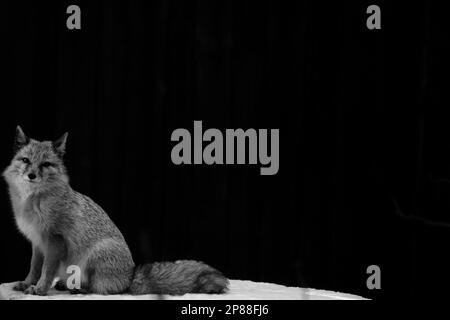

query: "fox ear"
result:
(14, 126), (30, 152)
(53, 132), (68, 156)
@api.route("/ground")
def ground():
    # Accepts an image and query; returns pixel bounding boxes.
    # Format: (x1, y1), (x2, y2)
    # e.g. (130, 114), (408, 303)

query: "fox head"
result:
(3, 126), (69, 194)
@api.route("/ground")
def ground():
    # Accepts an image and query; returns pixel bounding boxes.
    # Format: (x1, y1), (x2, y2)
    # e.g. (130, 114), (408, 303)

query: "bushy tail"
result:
(129, 260), (229, 295)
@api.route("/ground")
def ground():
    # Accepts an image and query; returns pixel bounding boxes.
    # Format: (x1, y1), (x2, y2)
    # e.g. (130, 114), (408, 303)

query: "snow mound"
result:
(0, 280), (367, 300)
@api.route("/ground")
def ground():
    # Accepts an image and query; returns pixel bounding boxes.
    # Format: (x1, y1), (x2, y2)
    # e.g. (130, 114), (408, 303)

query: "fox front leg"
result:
(14, 245), (44, 291)
(25, 236), (66, 296)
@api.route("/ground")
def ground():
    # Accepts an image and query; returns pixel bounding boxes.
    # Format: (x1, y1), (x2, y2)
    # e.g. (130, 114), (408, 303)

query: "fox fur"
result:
(2, 126), (229, 296)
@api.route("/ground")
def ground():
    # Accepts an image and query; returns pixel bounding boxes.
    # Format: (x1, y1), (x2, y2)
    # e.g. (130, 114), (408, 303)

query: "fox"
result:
(2, 126), (229, 296)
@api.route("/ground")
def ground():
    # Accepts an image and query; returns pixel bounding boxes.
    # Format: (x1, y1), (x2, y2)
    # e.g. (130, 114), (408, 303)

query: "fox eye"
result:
(21, 157), (30, 164)
(41, 162), (53, 168)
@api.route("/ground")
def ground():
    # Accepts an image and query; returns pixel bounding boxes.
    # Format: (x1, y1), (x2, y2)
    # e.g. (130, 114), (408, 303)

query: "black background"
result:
(1, 0), (449, 301)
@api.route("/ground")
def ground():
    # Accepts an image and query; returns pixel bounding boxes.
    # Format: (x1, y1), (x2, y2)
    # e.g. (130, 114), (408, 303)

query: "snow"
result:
(0, 280), (367, 300)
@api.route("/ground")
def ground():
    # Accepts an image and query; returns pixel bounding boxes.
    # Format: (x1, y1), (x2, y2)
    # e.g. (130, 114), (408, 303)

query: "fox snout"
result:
(23, 170), (39, 182)
(26, 172), (37, 181)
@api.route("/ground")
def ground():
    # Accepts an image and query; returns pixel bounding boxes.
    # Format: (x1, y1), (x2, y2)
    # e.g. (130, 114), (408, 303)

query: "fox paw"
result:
(54, 280), (67, 291)
(13, 281), (32, 291)
(24, 285), (48, 296)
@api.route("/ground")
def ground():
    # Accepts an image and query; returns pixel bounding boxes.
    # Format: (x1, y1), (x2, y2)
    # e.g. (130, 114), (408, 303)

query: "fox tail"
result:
(129, 260), (229, 295)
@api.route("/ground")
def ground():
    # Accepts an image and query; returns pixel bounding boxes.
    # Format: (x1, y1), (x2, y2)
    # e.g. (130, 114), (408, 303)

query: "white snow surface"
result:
(0, 280), (367, 300)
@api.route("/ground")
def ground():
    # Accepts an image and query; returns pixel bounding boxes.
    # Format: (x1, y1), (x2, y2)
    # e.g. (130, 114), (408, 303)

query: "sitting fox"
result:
(2, 126), (229, 296)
